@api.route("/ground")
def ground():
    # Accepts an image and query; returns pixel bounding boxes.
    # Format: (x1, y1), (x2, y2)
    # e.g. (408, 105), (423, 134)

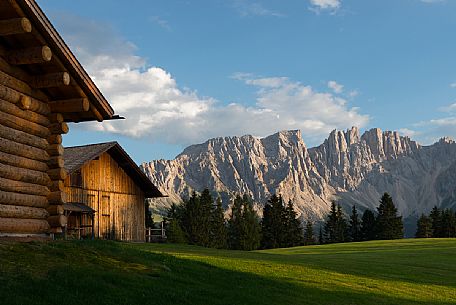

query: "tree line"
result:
(416, 207), (456, 238)
(162, 190), (439, 251)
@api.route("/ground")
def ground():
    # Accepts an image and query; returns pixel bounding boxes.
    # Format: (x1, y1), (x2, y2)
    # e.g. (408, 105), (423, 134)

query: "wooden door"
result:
(99, 193), (111, 239)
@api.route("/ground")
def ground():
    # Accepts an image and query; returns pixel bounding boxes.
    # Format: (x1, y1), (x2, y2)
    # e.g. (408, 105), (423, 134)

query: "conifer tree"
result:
(228, 195), (243, 249)
(261, 194), (286, 249)
(429, 206), (443, 238)
(304, 221), (316, 245)
(441, 209), (456, 238)
(415, 214), (433, 238)
(375, 193), (403, 240)
(210, 197), (228, 249)
(336, 204), (348, 242)
(284, 200), (304, 247)
(318, 225), (324, 244)
(360, 209), (376, 241)
(166, 203), (186, 243)
(349, 205), (361, 242)
(239, 195), (261, 250)
(324, 202), (347, 243)
(145, 200), (154, 228)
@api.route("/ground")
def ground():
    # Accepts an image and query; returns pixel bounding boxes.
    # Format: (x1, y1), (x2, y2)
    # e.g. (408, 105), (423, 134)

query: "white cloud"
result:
(327, 80), (344, 94)
(421, 0), (445, 3)
(55, 14), (368, 146)
(232, 1), (284, 17)
(150, 16), (171, 31)
(439, 102), (456, 113)
(309, 0), (341, 13)
(398, 128), (419, 138)
(450, 82), (456, 88)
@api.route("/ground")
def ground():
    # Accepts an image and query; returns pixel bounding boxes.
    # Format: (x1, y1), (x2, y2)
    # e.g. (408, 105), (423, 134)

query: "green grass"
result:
(1, 239), (455, 305)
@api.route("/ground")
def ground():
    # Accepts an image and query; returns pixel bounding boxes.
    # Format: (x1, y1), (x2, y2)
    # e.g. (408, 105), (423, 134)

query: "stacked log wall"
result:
(64, 152), (146, 241)
(0, 82), (52, 236)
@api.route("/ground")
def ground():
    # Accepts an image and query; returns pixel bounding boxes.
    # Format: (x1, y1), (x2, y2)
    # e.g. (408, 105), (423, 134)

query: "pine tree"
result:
(283, 200), (304, 247)
(415, 214), (433, 238)
(318, 225), (324, 244)
(441, 209), (456, 238)
(375, 193), (403, 240)
(349, 205), (361, 242)
(324, 202), (347, 243)
(145, 200), (154, 228)
(360, 209), (376, 241)
(228, 195), (243, 249)
(210, 197), (228, 249)
(166, 218), (186, 243)
(429, 206), (443, 238)
(304, 221), (316, 245)
(261, 194), (286, 249)
(239, 195), (261, 250)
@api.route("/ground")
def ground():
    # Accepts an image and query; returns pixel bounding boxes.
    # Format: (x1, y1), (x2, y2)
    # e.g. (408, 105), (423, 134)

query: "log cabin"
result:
(0, 0), (123, 239)
(63, 142), (163, 241)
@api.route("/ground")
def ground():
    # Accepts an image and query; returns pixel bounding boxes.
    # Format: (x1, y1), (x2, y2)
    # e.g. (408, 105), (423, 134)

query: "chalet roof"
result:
(64, 142), (164, 198)
(0, 0), (120, 122)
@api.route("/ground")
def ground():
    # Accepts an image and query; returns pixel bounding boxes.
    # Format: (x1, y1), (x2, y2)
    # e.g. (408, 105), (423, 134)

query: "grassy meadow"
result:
(0, 238), (455, 305)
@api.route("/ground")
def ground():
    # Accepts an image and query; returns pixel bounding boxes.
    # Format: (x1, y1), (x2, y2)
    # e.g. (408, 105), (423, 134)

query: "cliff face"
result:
(141, 127), (456, 222)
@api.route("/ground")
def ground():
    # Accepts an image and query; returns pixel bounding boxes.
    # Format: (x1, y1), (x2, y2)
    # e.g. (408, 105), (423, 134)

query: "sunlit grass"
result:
(1, 238), (455, 305)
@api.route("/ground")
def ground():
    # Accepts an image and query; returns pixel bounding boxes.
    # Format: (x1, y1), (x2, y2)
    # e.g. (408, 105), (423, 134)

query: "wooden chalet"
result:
(63, 142), (163, 241)
(0, 0), (123, 239)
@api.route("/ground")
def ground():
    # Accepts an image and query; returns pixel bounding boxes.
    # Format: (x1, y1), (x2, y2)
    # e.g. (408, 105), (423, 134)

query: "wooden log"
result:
(48, 156), (64, 169)
(0, 18), (32, 36)
(47, 168), (67, 181)
(48, 122), (69, 135)
(47, 191), (66, 205)
(0, 204), (48, 219)
(0, 137), (49, 162)
(27, 97), (51, 116)
(90, 104), (104, 122)
(0, 69), (34, 98)
(0, 163), (51, 186)
(0, 109), (50, 138)
(47, 134), (62, 145)
(31, 72), (70, 89)
(0, 217), (49, 233)
(17, 95), (31, 110)
(49, 98), (89, 113)
(0, 123), (48, 150)
(0, 191), (47, 208)
(0, 150), (48, 172)
(7, 46), (52, 65)
(49, 180), (64, 192)
(0, 97), (50, 126)
(49, 113), (64, 123)
(46, 205), (63, 216)
(0, 176), (50, 196)
(49, 226), (63, 234)
(47, 215), (67, 227)
(47, 144), (64, 157)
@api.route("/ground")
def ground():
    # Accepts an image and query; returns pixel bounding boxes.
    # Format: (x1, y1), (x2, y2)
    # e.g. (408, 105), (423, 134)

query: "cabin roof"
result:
(64, 142), (164, 198)
(0, 0), (120, 122)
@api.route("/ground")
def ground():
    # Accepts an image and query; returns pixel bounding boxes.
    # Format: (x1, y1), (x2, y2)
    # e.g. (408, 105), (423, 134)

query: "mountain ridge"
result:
(141, 127), (456, 229)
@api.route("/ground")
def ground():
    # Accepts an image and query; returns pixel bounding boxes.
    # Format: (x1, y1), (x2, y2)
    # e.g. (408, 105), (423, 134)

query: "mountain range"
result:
(141, 127), (456, 235)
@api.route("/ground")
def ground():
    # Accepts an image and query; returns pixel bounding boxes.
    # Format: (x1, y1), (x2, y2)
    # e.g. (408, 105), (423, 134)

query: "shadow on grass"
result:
(0, 240), (453, 305)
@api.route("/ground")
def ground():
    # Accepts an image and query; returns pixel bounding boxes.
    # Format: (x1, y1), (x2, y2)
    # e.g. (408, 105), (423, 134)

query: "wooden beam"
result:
(0, 163), (51, 186)
(0, 123), (48, 150)
(0, 150), (48, 173)
(47, 215), (67, 227)
(0, 137), (49, 162)
(48, 122), (69, 135)
(47, 168), (67, 181)
(32, 72), (70, 88)
(0, 191), (47, 208)
(46, 205), (64, 216)
(48, 156), (64, 169)
(49, 113), (64, 123)
(49, 180), (64, 192)
(47, 191), (66, 205)
(46, 144), (64, 157)
(49, 98), (89, 113)
(0, 18), (32, 36)
(90, 104), (104, 122)
(0, 204), (48, 220)
(0, 98), (50, 127)
(0, 176), (49, 196)
(7, 46), (52, 65)
(47, 134), (62, 145)
(17, 95), (31, 110)
(0, 217), (50, 234)
(0, 109), (50, 138)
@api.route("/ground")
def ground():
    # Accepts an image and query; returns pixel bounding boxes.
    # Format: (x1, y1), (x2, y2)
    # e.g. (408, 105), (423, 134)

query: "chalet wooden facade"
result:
(63, 142), (163, 241)
(0, 0), (121, 239)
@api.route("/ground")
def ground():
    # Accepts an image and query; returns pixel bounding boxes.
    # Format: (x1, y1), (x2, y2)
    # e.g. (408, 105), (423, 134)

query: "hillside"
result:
(142, 127), (456, 227)
(1, 239), (455, 305)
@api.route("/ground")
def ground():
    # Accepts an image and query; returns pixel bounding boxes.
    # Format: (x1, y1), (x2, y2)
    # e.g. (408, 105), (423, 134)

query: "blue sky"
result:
(38, 0), (456, 163)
